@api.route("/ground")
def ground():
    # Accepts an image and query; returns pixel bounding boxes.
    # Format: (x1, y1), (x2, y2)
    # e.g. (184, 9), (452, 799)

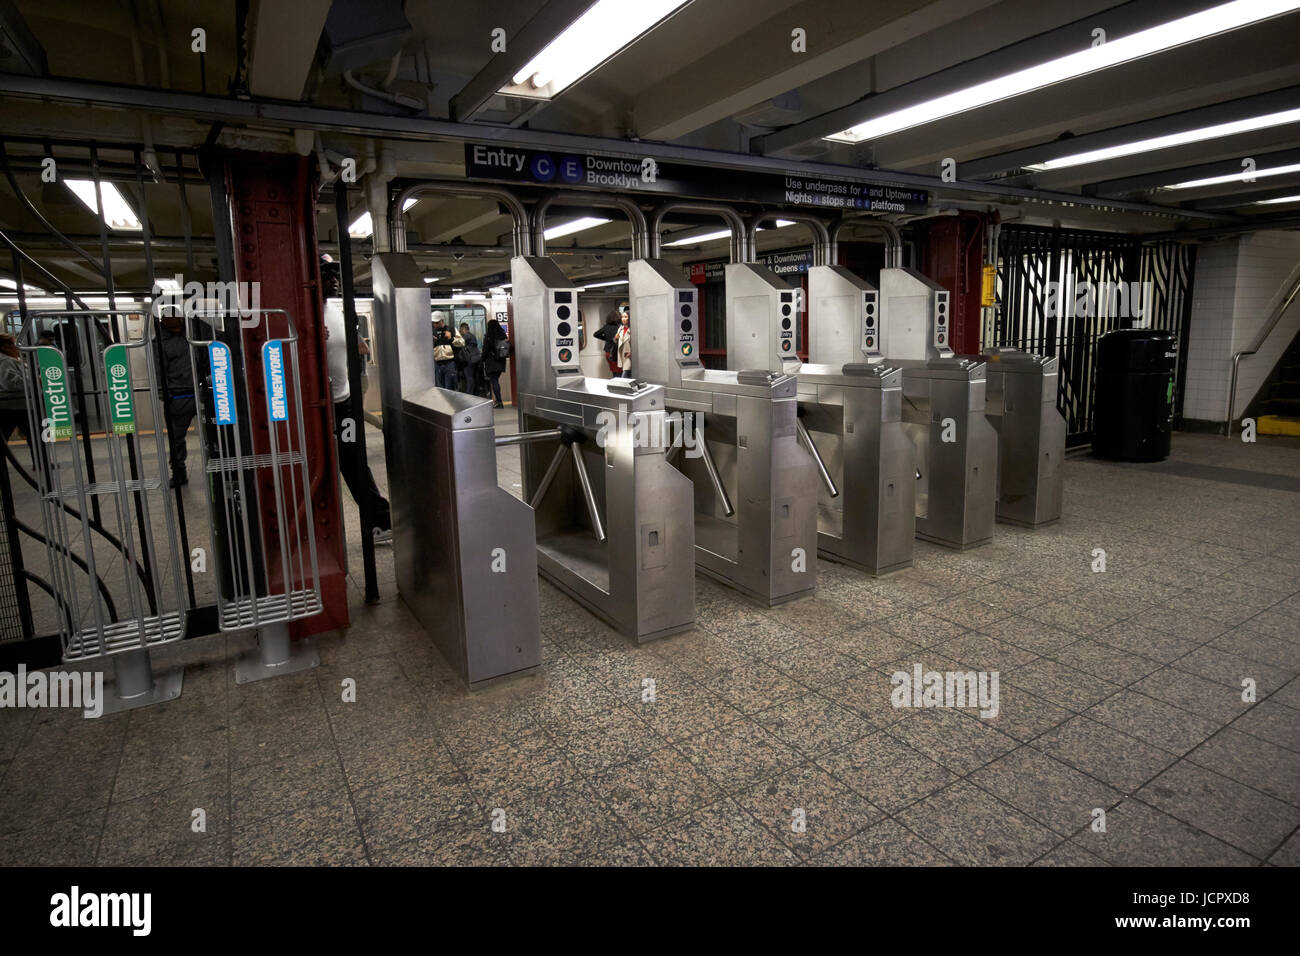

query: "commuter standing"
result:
(432, 311), (462, 391)
(323, 259), (393, 545)
(457, 321), (482, 395)
(157, 315), (196, 487)
(593, 311), (621, 377)
(615, 308), (632, 377)
(482, 318), (511, 408)
(0, 333), (27, 440)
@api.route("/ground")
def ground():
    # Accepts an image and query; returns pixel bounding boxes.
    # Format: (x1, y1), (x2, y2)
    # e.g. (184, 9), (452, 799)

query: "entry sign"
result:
(103, 344), (136, 436)
(208, 341), (237, 425)
(262, 340), (288, 423)
(36, 346), (73, 440)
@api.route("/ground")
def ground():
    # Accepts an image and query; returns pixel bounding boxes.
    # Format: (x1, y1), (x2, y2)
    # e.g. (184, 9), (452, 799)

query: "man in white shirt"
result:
(323, 258), (392, 545)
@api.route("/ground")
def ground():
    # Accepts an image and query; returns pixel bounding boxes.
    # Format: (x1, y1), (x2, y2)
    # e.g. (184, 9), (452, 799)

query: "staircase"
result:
(1248, 333), (1300, 436)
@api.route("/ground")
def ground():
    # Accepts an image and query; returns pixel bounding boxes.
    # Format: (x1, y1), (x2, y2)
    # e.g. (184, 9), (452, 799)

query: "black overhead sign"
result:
(464, 144), (928, 214)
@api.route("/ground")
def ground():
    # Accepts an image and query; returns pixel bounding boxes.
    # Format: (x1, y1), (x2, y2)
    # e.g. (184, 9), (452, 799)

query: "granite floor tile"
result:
(750, 693), (874, 758)
(1032, 715), (1177, 793)
(624, 678), (745, 742)
(815, 729), (957, 812)
(1185, 728), (1300, 806)
(897, 781), (1060, 866)
(545, 705), (666, 776)
(1006, 658), (1122, 712)
(813, 819), (954, 866)
(1137, 761), (1300, 859)
(230, 745), (349, 827)
(458, 727), (580, 804)
(495, 779), (631, 866)
(233, 796), (366, 866)
(708, 662), (812, 713)
(591, 746), (724, 833)
(1171, 645), (1291, 697)
(1050, 639), (1164, 685)
(98, 776), (228, 867)
(1032, 842), (1109, 866)
(353, 765), (479, 851)
(1084, 691), (1222, 755)
(1071, 799), (1256, 867)
(674, 718), (803, 794)
(639, 798), (799, 866)
(373, 818), (507, 866)
(0, 808), (104, 866)
(970, 746), (1123, 836)
(735, 762), (882, 860)
(1129, 669), (1256, 725)
(886, 708), (1019, 775)
(1229, 698), (1300, 753)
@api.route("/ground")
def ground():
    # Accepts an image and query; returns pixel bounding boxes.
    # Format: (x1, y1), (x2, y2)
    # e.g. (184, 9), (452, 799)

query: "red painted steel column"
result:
(919, 213), (986, 355)
(223, 150), (349, 636)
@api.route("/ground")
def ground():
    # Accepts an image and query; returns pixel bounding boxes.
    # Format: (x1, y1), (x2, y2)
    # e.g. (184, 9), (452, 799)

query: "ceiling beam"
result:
(246, 0), (334, 100)
(0, 70), (1243, 223)
(958, 84), (1300, 180)
(448, 0), (599, 123)
(755, 0), (1198, 158)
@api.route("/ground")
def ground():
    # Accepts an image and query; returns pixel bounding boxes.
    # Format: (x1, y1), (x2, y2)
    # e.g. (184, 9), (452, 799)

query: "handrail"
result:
(830, 215), (903, 268)
(748, 213), (830, 267)
(532, 192), (649, 260)
(1226, 262), (1300, 429)
(649, 202), (748, 262)
(389, 181), (531, 256)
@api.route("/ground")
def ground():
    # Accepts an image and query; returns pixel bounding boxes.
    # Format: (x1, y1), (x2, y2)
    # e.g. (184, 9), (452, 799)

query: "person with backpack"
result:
(593, 310), (621, 377)
(457, 321), (483, 395)
(482, 318), (511, 409)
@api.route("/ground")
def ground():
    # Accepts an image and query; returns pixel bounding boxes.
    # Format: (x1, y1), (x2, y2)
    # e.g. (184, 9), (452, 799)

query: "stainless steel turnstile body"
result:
(372, 253), (542, 686)
(878, 267), (998, 550)
(630, 258), (818, 604)
(982, 348), (1066, 528)
(735, 262), (917, 576)
(514, 256), (695, 642)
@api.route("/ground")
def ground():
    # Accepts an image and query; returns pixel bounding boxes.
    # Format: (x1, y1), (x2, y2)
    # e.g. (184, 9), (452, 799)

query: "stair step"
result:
(1258, 415), (1300, 437)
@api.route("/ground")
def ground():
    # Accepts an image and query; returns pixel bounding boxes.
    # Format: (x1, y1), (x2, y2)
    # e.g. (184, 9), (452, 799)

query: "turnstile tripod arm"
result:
(796, 418), (840, 498)
(529, 443), (568, 510)
(696, 429), (736, 517)
(569, 442), (607, 543)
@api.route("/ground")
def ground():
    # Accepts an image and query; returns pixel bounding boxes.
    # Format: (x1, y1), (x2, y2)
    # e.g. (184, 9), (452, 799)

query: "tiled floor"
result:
(1, 417), (1298, 866)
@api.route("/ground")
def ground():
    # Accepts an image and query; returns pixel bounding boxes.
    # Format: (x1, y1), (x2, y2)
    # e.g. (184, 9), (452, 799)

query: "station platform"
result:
(1, 414), (1296, 866)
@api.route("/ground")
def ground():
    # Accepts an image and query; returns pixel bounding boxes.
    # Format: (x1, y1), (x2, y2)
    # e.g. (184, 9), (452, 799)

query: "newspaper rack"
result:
(184, 306), (322, 683)
(17, 310), (187, 714)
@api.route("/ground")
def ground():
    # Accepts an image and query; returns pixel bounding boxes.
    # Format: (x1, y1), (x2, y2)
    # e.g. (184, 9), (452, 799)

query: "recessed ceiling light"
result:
(65, 179), (141, 231)
(826, 0), (1300, 143)
(505, 0), (691, 99)
(1024, 107), (1300, 171)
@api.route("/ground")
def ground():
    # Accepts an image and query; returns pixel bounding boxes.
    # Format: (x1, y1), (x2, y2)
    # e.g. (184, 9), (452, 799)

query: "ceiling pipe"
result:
(830, 215), (903, 268)
(389, 180), (532, 256)
(649, 202), (748, 262)
(747, 213), (830, 267)
(532, 192), (648, 259)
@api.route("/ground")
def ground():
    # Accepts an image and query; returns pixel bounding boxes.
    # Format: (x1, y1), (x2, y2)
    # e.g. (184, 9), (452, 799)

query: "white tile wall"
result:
(1182, 231), (1300, 423)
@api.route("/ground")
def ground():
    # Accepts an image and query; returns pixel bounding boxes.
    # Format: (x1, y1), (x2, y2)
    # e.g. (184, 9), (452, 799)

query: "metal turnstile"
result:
(793, 263), (916, 575)
(982, 348), (1065, 528)
(630, 257), (818, 605)
(18, 311), (188, 713)
(514, 256), (695, 643)
(878, 267), (998, 550)
(185, 308), (323, 683)
(371, 253), (541, 686)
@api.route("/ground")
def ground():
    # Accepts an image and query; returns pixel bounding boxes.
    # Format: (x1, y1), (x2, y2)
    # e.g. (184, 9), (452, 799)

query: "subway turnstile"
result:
(982, 348), (1065, 528)
(18, 311), (187, 714)
(371, 253), (541, 686)
(877, 267), (998, 551)
(514, 256), (695, 642)
(630, 258), (818, 602)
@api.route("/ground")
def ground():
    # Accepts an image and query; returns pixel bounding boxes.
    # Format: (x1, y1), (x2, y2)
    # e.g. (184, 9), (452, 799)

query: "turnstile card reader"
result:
(877, 267), (953, 360)
(726, 262), (804, 374)
(514, 256), (696, 643)
(372, 253), (541, 687)
(631, 258), (818, 605)
(809, 264), (883, 364)
(983, 348), (1065, 528)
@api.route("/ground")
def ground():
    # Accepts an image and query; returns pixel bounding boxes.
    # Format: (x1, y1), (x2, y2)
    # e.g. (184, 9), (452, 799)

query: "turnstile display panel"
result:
(548, 288), (583, 372)
(862, 289), (881, 356)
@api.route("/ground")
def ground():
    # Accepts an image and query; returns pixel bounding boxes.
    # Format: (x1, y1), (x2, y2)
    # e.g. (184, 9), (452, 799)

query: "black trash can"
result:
(1092, 329), (1174, 462)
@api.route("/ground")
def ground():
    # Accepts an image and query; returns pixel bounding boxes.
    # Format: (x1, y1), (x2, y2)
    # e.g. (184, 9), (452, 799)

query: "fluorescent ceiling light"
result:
(582, 279), (629, 288)
(663, 220), (796, 247)
(1255, 193), (1300, 204)
(543, 216), (611, 240)
(349, 199), (418, 239)
(1024, 107), (1300, 171)
(1162, 161), (1300, 190)
(65, 179), (141, 231)
(423, 277), (440, 284)
(826, 0), (1300, 143)
(0, 278), (45, 293)
(506, 0), (691, 99)
(153, 277), (182, 293)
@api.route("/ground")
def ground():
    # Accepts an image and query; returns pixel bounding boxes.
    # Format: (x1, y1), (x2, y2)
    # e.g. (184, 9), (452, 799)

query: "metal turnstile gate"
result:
(185, 308), (322, 683)
(18, 310), (187, 713)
